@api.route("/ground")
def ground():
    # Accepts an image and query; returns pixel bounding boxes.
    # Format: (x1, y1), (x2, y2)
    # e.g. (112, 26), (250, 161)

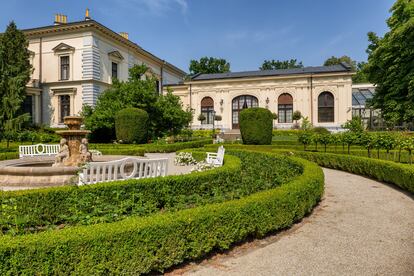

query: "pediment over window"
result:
(52, 43), (75, 53)
(108, 50), (124, 61)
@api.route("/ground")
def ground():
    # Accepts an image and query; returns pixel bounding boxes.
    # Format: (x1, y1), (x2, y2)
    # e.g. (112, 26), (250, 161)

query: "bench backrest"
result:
(216, 146), (225, 165)
(78, 157), (168, 185)
(19, 144), (61, 158)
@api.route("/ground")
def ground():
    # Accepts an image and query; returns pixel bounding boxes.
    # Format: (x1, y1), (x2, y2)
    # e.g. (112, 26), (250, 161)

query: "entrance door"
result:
(232, 95), (258, 129)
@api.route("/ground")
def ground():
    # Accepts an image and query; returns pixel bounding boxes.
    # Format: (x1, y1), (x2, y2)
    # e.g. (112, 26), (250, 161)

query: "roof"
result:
(190, 63), (353, 81)
(352, 86), (375, 107)
(21, 20), (186, 77)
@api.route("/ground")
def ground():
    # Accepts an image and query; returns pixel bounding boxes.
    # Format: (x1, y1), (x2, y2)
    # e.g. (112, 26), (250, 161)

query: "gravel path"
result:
(177, 168), (414, 276)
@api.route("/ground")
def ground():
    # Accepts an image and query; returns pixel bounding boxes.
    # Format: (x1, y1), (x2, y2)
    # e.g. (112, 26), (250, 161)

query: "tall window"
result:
(201, 97), (214, 124)
(23, 95), (34, 123)
(111, 62), (118, 79)
(60, 56), (70, 80)
(232, 95), (258, 129)
(155, 80), (160, 94)
(278, 93), (293, 123)
(59, 95), (70, 123)
(318, 92), (334, 122)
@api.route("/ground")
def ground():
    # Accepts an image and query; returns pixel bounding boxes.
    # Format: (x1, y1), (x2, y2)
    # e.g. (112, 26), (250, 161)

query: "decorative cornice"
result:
(22, 20), (186, 77)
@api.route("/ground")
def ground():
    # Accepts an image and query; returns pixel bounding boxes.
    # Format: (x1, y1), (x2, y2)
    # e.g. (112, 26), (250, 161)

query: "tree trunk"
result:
(368, 148), (371, 158)
(324, 144), (327, 152)
(347, 144), (350, 154)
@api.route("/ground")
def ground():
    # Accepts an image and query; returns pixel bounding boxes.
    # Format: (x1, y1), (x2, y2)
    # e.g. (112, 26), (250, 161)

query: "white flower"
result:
(174, 152), (197, 166)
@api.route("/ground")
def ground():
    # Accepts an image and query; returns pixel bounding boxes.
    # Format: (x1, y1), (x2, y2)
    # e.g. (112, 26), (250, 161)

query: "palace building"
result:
(167, 63), (354, 130)
(23, 10), (186, 127)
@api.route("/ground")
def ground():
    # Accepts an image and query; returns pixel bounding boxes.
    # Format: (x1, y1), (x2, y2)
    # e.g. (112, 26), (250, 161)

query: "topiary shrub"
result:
(240, 107), (273, 145)
(115, 108), (149, 144)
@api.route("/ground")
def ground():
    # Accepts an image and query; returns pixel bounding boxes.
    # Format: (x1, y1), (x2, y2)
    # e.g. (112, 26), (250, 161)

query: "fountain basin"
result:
(0, 155), (143, 188)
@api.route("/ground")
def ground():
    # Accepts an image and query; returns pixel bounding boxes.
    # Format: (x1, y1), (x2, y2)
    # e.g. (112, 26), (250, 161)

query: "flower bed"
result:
(0, 151), (323, 275)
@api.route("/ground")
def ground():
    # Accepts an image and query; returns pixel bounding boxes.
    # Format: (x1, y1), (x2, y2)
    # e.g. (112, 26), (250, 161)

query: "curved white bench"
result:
(19, 144), (61, 158)
(78, 157), (168, 185)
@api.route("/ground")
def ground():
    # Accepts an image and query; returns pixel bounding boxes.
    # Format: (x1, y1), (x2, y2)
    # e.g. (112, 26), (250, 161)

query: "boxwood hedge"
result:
(0, 153), (323, 275)
(293, 151), (414, 194)
(0, 150), (302, 235)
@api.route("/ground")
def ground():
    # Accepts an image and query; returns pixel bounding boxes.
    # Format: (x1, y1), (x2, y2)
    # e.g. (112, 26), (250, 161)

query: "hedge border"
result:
(291, 151), (414, 194)
(0, 152), (324, 275)
(202, 144), (414, 195)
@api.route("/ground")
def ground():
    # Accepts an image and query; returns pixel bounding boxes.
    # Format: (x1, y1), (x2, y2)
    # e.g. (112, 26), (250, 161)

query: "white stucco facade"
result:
(24, 17), (185, 127)
(167, 66), (354, 131)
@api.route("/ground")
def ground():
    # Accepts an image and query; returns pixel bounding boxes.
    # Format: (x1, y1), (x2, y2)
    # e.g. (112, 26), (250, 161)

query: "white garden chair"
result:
(206, 146), (225, 167)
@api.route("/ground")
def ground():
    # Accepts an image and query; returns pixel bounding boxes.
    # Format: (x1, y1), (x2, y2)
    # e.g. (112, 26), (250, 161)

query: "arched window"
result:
(201, 97), (214, 124)
(232, 95), (258, 128)
(278, 93), (293, 123)
(318, 92), (334, 122)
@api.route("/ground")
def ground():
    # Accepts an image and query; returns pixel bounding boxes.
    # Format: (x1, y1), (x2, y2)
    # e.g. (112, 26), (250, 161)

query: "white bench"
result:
(78, 157), (168, 185)
(19, 144), (61, 158)
(89, 149), (102, 156)
(206, 146), (225, 167)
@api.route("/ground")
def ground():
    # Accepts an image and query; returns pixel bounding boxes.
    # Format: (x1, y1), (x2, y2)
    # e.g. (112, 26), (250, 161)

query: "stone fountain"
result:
(0, 116), (105, 189)
(54, 116), (92, 167)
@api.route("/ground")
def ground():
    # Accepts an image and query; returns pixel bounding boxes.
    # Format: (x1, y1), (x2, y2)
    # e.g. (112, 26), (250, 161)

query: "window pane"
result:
(112, 62), (118, 79)
(59, 95), (70, 123)
(60, 56), (69, 80)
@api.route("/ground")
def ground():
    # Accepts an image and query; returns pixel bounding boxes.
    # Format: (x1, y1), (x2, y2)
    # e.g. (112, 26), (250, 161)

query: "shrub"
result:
(0, 154), (240, 235)
(298, 131), (313, 150)
(312, 127), (330, 135)
(0, 154), (322, 275)
(115, 108), (149, 144)
(0, 150), (302, 235)
(240, 107), (273, 145)
(294, 151), (414, 194)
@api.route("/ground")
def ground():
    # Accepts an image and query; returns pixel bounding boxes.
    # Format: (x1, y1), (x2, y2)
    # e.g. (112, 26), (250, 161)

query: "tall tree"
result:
(323, 55), (357, 70)
(0, 21), (32, 146)
(352, 61), (369, 83)
(189, 57), (230, 75)
(364, 0), (414, 123)
(83, 65), (192, 142)
(323, 55), (369, 83)
(260, 59), (303, 70)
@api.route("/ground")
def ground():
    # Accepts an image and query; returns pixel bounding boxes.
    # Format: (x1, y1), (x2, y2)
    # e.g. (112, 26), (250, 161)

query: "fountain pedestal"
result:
(55, 116), (91, 167)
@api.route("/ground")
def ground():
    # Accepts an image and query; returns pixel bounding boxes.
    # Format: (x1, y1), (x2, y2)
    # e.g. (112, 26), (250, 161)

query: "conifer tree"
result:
(0, 21), (32, 145)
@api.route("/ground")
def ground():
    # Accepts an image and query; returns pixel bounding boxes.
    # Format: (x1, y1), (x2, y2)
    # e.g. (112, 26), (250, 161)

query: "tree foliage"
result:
(189, 57), (230, 75)
(83, 65), (192, 142)
(115, 108), (149, 144)
(260, 59), (303, 70)
(323, 55), (356, 70)
(0, 21), (32, 146)
(364, 0), (414, 124)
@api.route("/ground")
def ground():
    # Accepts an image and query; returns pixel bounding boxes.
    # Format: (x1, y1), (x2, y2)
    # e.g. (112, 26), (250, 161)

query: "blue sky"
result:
(0, 0), (394, 72)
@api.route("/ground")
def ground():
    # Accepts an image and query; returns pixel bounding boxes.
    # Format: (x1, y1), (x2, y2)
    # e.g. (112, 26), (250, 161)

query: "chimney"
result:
(119, 32), (129, 40)
(85, 8), (91, 20)
(54, 14), (68, 25)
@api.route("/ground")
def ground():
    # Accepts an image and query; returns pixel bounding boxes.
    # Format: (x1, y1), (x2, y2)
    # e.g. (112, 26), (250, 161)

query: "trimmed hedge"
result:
(0, 154), (240, 235)
(93, 139), (212, 155)
(0, 150), (302, 235)
(240, 107), (273, 145)
(0, 152), (19, 161)
(293, 151), (414, 194)
(0, 153), (323, 274)
(115, 108), (149, 144)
